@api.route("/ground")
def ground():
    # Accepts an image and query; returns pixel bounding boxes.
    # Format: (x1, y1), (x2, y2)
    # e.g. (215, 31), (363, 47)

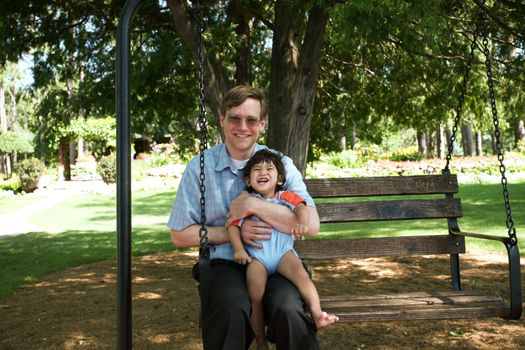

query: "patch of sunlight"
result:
(63, 332), (97, 348)
(61, 278), (97, 284)
(132, 276), (152, 283)
(148, 334), (171, 344)
(352, 259), (403, 278)
(135, 292), (162, 300)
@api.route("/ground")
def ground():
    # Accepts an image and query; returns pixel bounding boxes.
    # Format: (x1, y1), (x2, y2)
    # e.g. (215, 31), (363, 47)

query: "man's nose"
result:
(238, 118), (249, 129)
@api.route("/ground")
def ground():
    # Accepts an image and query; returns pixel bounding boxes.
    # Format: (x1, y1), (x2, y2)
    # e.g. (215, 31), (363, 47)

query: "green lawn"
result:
(0, 182), (523, 300)
(0, 189), (181, 300)
(0, 194), (44, 215)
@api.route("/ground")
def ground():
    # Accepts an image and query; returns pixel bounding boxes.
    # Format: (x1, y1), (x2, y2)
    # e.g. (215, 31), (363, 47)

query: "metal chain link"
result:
(444, 1), (517, 246)
(196, 2), (209, 256)
(443, 6), (483, 174)
(479, 13), (517, 246)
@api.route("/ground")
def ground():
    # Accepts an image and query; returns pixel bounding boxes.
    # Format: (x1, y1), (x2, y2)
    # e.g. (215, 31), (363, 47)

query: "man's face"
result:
(220, 97), (266, 160)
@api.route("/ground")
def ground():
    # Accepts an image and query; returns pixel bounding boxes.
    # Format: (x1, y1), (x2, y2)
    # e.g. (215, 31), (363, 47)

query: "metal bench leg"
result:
(450, 253), (461, 290)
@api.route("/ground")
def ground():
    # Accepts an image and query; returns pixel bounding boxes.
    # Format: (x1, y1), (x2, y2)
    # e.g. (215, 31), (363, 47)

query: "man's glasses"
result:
(225, 116), (262, 128)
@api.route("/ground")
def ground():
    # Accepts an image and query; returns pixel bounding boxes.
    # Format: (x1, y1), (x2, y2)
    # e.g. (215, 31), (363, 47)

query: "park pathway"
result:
(0, 180), (108, 238)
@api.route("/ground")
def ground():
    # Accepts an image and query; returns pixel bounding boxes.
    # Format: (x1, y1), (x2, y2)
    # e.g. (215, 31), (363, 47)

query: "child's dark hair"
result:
(244, 149), (286, 193)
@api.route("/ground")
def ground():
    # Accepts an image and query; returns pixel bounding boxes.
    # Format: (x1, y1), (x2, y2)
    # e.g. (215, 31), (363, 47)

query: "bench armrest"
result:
(450, 229), (521, 320)
(449, 229), (511, 244)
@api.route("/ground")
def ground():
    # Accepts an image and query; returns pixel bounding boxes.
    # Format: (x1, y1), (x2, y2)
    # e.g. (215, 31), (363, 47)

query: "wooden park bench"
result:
(295, 174), (522, 322)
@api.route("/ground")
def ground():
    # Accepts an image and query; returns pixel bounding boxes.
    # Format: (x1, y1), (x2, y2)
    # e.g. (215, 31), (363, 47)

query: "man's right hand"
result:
(240, 219), (272, 249)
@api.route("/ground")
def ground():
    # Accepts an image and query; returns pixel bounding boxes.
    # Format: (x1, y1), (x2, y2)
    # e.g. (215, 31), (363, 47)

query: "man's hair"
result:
(220, 85), (268, 120)
(244, 149), (286, 193)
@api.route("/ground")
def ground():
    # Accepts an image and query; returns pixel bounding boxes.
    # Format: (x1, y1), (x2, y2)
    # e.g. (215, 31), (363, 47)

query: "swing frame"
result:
(116, 0), (521, 348)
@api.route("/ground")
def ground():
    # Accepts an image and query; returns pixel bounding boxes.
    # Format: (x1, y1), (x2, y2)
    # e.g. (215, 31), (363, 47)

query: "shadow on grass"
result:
(0, 225), (182, 300)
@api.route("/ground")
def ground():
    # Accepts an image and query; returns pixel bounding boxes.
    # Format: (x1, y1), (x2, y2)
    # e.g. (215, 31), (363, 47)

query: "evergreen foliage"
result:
(15, 158), (45, 193)
(96, 153), (116, 184)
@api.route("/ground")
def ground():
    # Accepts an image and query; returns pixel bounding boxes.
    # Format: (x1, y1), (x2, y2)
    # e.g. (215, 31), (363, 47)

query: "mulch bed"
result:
(1, 250), (523, 349)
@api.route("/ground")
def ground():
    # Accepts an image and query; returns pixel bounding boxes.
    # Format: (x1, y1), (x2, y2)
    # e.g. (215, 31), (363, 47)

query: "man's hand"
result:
(226, 191), (251, 227)
(240, 219), (272, 249)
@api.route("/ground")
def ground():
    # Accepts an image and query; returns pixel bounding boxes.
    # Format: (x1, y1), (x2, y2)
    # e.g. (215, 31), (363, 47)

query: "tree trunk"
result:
(461, 122), (474, 156)
(514, 119), (525, 150)
(8, 86), (16, 127)
(0, 83), (10, 176)
(266, 1), (330, 174)
(167, 0), (229, 139)
(0, 84), (7, 134)
(426, 130), (435, 158)
(351, 121), (357, 150)
(417, 130), (427, 157)
(491, 134), (498, 155)
(475, 131), (483, 156)
(437, 123), (445, 159)
(229, 0), (253, 85)
(58, 137), (71, 181)
(446, 127), (453, 155)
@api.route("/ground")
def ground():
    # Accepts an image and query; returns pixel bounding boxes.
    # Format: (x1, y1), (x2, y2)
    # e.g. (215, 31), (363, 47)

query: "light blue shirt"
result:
(167, 143), (314, 261)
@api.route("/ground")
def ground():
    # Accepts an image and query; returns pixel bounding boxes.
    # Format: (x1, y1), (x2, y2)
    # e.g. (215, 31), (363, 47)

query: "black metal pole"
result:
(116, 0), (145, 348)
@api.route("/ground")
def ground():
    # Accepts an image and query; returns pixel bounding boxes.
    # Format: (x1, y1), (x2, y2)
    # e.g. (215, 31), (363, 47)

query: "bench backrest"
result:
(295, 174), (465, 259)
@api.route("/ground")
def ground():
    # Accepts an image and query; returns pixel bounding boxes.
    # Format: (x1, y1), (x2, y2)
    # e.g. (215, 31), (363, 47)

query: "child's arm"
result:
(227, 224), (252, 265)
(290, 202), (310, 236)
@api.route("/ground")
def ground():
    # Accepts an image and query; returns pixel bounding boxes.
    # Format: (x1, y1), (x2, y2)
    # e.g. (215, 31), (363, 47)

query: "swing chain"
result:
(479, 15), (517, 246)
(196, 1), (209, 256)
(443, 5), (483, 174)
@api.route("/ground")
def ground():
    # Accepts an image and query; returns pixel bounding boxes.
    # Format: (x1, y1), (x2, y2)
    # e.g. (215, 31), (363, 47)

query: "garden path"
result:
(0, 179), (108, 238)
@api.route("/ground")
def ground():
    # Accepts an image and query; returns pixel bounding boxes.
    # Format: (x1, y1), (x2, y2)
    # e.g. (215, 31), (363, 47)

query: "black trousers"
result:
(199, 259), (319, 350)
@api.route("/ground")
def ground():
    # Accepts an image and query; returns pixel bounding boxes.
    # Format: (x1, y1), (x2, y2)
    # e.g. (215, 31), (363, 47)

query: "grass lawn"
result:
(0, 181), (524, 300)
(0, 189), (181, 300)
(0, 193), (45, 216)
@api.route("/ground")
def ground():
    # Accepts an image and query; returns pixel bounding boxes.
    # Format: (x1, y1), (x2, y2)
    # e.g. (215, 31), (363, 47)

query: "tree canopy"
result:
(1, 0), (524, 173)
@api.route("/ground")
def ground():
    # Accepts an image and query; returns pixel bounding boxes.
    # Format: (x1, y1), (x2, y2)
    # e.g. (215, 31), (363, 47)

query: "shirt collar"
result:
(214, 143), (267, 174)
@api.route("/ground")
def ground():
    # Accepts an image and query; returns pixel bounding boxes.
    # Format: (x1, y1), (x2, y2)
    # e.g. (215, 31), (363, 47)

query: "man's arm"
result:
(170, 225), (230, 248)
(227, 192), (320, 237)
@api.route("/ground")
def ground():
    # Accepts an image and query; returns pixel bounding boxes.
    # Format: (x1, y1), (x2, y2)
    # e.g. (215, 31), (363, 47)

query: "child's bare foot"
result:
(314, 311), (339, 328)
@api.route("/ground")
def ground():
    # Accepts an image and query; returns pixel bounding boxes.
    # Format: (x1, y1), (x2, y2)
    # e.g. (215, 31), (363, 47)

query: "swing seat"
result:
(295, 174), (522, 322)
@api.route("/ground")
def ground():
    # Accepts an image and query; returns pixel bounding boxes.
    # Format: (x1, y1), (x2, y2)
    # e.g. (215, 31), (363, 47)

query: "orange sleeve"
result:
(280, 191), (307, 207)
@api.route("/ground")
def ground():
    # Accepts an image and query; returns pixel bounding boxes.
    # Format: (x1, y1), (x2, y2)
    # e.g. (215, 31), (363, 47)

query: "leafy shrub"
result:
(0, 178), (22, 193)
(389, 146), (422, 161)
(517, 139), (525, 154)
(96, 154), (116, 184)
(15, 158), (45, 193)
(0, 128), (34, 154)
(326, 150), (362, 168)
(357, 144), (383, 162)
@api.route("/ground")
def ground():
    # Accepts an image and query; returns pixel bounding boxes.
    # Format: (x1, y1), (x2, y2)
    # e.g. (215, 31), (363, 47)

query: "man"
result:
(168, 85), (321, 349)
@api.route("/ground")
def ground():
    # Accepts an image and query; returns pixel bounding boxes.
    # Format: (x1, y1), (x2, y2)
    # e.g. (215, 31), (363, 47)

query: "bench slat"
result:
(320, 291), (509, 322)
(305, 174), (458, 198)
(316, 198), (462, 222)
(295, 235), (466, 259)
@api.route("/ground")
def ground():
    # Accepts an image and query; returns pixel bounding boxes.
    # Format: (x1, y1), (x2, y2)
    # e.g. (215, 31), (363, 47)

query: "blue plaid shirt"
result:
(167, 143), (315, 261)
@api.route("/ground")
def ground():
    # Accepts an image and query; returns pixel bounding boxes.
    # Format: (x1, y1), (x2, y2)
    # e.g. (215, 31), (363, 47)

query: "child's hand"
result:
(234, 250), (252, 265)
(291, 224), (308, 236)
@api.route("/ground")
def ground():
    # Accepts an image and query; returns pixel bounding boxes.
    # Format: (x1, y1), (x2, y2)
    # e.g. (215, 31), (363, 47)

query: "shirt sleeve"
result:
(280, 191), (307, 209)
(280, 154), (315, 207)
(167, 157), (202, 231)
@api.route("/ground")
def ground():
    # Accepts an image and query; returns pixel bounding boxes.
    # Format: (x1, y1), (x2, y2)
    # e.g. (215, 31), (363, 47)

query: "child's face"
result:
(246, 160), (282, 198)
